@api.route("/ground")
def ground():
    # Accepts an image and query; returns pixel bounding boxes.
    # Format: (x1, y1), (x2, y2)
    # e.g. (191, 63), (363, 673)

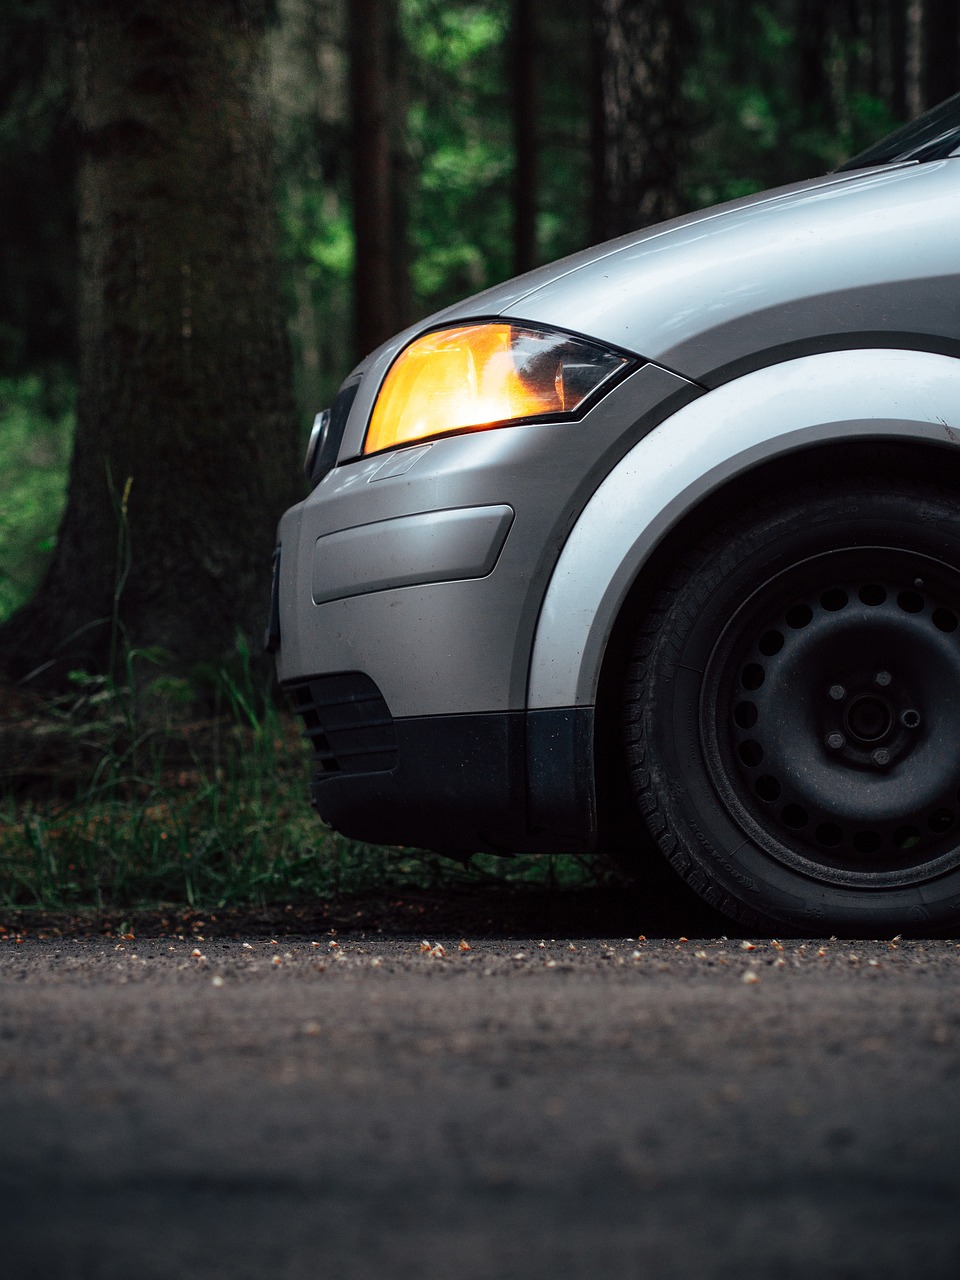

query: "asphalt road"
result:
(2, 929), (960, 1278)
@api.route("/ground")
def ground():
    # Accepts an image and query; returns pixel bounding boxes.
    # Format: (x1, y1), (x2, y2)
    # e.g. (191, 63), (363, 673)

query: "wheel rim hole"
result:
(785, 603), (813, 629)
(816, 823), (843, 848)
(758, 629), (784, 656)
(844, 694), (893, 743)
(897, 590), (924, 614)
(820, 588), (849, 612)
(781, 804), (808, 829)
(929, 809), (954, 834)
(741, 663), (764, 691)
(739, 740), (763, 767)
(755, 774), (780, 802)
(853, 831), (881, 854)
(858, 584), (886, 606)
(893, 826), (921, 849)
(932, 607), (958, 633)
(734, 701), (758, 729)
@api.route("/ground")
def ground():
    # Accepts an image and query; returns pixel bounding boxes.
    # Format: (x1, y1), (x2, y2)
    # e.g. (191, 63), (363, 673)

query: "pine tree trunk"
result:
(511, 0), (538, 274)
(590, 0), (694, 241)
(0, 0), (298, 687)
(349, 0), (397, 358)
(923, 0), (960, 107)
(889, 0), (909, 117)
(906, 0), (924, 117)
(797, 0), (831, 120)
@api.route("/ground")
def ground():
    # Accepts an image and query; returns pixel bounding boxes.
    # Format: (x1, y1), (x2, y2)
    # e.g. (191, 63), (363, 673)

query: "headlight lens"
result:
(363, 322), (632, 455)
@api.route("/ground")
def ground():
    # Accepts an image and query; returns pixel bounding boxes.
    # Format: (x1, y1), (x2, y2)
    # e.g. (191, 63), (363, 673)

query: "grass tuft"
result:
(0, 660), (600, 913)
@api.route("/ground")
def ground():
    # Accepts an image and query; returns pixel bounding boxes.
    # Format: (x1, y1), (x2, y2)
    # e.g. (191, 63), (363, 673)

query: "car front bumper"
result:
(273, 360), (699, 854)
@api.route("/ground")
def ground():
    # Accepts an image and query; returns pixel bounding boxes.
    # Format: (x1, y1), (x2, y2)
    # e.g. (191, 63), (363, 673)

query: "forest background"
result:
(3, 0), (958, 628)
(0, 0), (957, 912)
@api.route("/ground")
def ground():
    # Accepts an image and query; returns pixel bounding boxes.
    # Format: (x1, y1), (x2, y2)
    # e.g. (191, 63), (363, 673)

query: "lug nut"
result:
(901, 709), (921, 730)
(871, 748), (891, 767)
(874, 671), (892, 688)
(826, 732), (846, 751)
(828, 684), (846, 702)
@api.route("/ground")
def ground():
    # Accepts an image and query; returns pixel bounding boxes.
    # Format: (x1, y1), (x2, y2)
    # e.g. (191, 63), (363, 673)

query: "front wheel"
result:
(625, 483), (960, 935)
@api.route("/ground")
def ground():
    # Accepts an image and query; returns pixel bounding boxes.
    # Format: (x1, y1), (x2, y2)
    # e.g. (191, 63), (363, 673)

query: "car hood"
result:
(434, 159), (960, 386)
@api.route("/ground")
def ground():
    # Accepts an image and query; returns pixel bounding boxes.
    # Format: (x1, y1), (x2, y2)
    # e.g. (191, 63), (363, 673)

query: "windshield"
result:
(837, 92), (960, 171)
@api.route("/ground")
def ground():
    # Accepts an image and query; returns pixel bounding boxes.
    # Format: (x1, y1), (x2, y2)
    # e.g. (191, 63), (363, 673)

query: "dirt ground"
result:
(2, 890), (960, 1279)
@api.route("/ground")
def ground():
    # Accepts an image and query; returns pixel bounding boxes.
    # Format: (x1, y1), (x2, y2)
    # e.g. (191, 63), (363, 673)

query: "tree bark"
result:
(0, 0), (299, 687)
(511, 0), (538, 275)
(906, 0), (924, 118)
(796, 0), (831, 121)
(923, 0), (960, 108)
(886, 0), (907, 116)
(389, 10), (413, 334)
(590, 0), (694, 242)
(349, 0), (397, 358)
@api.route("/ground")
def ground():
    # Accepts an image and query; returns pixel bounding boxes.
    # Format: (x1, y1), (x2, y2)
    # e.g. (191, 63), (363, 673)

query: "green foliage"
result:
(0, 646), (597, 911)
(686, 3), (902, 209)
(270, 0), (908, 420)
(0, 0), (935, 916)
(403, 0), (513, 307)
(406, 0), (504, 68)
(0, 372), (72, 621)
(403, 0), (590, 306)
(0, 678), (329, 911)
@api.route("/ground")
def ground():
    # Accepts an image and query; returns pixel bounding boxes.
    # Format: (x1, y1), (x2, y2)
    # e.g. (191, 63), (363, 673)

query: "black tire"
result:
(625, 482), (960, 936)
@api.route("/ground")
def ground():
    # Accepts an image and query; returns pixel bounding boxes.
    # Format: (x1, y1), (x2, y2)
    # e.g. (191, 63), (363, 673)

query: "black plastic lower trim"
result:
(526, 707), (598, 842)
(287, 673), (398, 775)
(288, 692), (598, 857)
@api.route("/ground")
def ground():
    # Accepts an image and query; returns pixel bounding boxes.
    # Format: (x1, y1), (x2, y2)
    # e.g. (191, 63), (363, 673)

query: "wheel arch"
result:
(521, 348), (960, 845)
(528, 348), (960, 712)
(592, 433), (960, 847)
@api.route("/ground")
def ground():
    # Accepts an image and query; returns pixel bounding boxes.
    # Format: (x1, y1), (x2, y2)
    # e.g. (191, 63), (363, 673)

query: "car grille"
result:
(286, 673), (398, 776)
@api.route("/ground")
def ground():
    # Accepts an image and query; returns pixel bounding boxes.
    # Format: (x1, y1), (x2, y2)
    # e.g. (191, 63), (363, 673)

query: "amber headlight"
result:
(363, 322), (633, 455)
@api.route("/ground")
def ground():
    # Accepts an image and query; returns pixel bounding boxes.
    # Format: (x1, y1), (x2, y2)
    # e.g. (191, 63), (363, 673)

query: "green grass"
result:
(0, 371), (73, 622)
(0, 372), (597, 912)
(0, 659), (598, 913)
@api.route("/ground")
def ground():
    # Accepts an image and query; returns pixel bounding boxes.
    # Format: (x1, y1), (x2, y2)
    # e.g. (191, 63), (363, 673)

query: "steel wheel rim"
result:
(701, 546), (960, 888)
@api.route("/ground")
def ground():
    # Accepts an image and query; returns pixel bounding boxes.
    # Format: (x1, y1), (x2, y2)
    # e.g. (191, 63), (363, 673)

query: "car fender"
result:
(527, 347), (960, 711)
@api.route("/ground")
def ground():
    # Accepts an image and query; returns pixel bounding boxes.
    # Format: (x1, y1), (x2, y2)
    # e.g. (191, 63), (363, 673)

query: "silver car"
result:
(270, 96), (960, 936)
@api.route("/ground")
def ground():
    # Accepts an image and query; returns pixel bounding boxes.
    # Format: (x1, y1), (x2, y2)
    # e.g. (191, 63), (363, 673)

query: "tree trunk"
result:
(590, 0), (694, 242)
(796, 0), (831, 121)
(0, 0), (299, 688)
(889, 0), (909, 117)
(906, 0), (924, 118)
(923, 0), (960, 108)
(389, 11), (413, 334)
(349, 0), (397, 358)
(511, 0), (538, 275)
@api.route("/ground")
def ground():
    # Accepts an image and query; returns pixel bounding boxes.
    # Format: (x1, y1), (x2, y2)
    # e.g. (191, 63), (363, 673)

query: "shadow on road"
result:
(0, 866), (747, 942)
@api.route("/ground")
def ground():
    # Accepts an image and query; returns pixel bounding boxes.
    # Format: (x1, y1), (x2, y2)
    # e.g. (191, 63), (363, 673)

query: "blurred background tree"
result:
(1, 0), (958, 680)
(0, 0), (298, 684)
(591, 0), (696, 239)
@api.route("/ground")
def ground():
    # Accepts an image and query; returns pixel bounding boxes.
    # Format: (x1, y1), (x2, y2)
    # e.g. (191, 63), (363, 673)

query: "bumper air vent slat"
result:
(287, 673), (398, 776)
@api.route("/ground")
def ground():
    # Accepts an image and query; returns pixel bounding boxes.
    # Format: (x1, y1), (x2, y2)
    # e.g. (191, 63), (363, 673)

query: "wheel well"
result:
(592, 435), (960, 852)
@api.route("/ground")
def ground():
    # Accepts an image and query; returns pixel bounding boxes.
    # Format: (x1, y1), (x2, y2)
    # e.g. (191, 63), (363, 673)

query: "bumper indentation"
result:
(287, 673), (398, 776)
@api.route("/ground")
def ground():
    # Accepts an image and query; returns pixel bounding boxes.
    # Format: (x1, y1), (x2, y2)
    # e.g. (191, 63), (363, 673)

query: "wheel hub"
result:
(843, 691), (893, 745)
(823, 674), (920, 768)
